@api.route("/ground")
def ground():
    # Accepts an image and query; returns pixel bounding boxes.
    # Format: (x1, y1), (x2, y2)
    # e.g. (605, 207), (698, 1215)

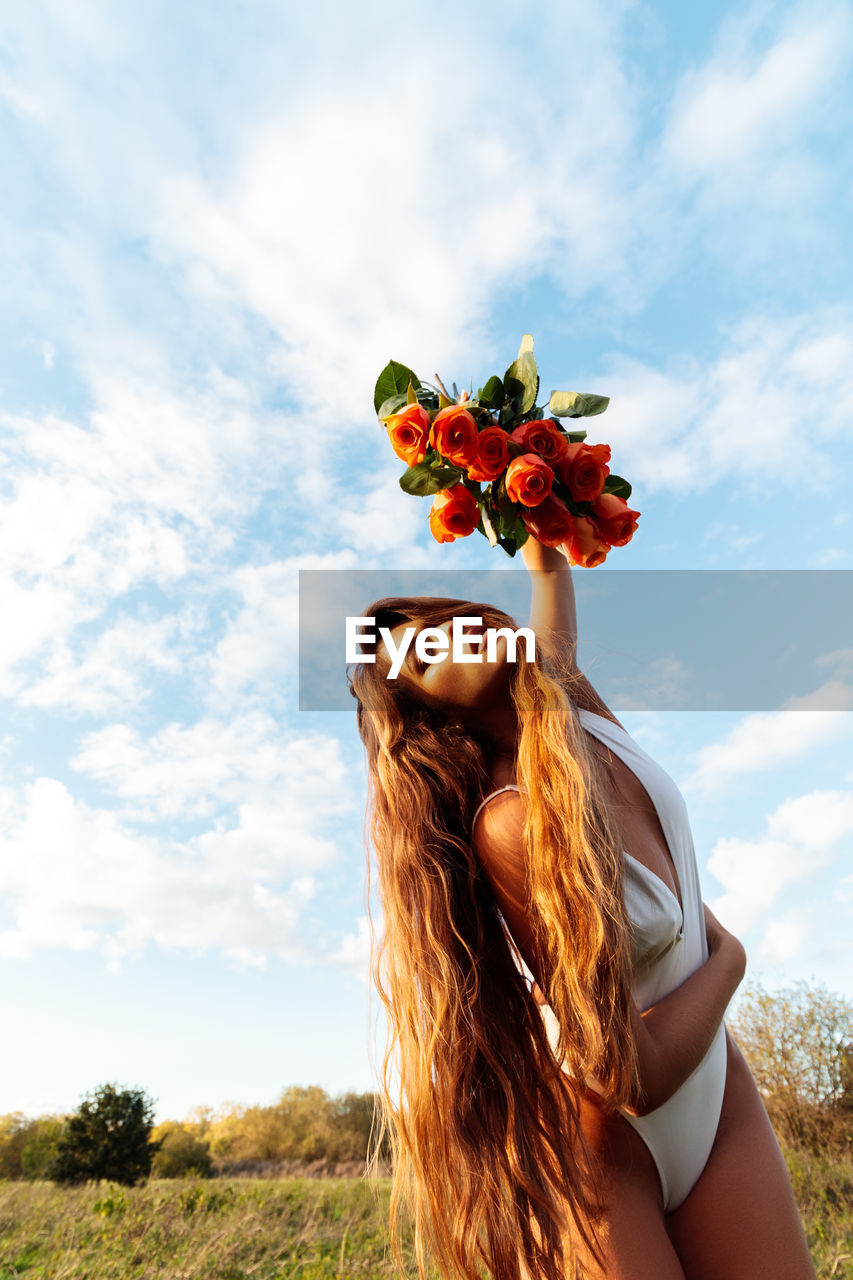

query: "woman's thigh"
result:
(665, 1031), (816, 1280)
(562, 1095), (687, 1280)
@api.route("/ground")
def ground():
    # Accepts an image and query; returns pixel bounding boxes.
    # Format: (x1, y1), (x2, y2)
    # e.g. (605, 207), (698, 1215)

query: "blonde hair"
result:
(348, 596), (638, 1280)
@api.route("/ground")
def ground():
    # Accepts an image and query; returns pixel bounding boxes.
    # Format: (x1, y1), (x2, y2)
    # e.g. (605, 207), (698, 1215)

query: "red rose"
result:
(556, 441), (611, 503)
(384, 403), (432, 467)
(467, 426), (510, 482)
(521, 494), (576, 548)
(562, 515), (610, 568)
(429, 405), (479, 468)
(428, 485), (480, 543)
(505, 453), (554, 507)
(589, 492), (640, 547)
(510, 421), (570, 466)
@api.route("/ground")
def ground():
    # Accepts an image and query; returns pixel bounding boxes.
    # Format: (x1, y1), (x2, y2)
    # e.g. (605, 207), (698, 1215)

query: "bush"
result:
(151, 1123), (213, 1178)
(21, 1117), (64, 1179)
(48, 1083), (159, 1186)
(729, 980), (853, 1153)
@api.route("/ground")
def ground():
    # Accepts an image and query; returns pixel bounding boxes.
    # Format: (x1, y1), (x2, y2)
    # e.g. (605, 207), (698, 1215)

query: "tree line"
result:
(1, 980), (850, 1186)
(0, 1084), (388, 1184)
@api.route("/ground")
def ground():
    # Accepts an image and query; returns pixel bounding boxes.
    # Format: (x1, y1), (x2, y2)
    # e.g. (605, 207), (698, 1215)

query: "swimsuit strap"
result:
(471, 783), (523, 833)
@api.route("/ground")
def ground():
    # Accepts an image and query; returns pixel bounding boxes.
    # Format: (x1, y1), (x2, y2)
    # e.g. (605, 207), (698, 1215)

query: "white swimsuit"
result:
(470, 707), (727, 1212)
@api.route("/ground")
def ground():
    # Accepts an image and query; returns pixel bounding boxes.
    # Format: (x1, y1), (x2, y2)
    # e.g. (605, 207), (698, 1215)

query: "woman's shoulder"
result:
(471, 788), (528, 916)
(472, 786), (527, 876)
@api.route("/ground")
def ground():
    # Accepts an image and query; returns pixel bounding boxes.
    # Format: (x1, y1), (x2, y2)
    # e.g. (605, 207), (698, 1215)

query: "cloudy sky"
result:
(1, 0), (851, 1123)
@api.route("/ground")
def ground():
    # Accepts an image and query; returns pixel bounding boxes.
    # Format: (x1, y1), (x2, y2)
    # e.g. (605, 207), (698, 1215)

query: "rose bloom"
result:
(428, 485), (480, 543)
(429, 405), (479, 468)
(467, 426), (510, 482)
(510, 420), (570, 466)
(562, 514), (610, 568)
(556, 441), (612, 503)
(521, 494), (576, 547)
(590, 492), (641, 546)
(505, 453), (554, 507)
(384, 403), (432, 467)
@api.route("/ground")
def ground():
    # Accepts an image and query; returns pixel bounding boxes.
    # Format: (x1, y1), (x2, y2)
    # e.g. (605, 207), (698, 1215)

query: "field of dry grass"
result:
(0, 1149), (850, 1280)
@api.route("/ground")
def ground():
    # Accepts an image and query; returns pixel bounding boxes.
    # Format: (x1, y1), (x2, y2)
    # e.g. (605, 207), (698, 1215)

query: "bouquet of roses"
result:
(374, 335), (640, 567)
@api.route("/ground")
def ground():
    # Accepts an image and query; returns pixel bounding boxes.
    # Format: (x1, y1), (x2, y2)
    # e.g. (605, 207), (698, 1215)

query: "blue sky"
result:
(1, 0), (852, 1123)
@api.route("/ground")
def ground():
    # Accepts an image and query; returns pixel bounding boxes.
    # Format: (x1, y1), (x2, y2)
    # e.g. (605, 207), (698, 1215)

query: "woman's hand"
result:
(519, 536), (572, 574)
(703, 902), (747, 981)
(624, 910), (747, 1116)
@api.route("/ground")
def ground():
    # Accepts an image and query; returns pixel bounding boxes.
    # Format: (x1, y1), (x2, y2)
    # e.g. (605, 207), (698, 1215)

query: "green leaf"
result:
(399, 461), (462, 497)
(504, 337), (539, 415)
(549, 390), (610, 418)
(374, 361), (421, 413)
(496, 504), (521, 538)
(602, 473), (632, 500)
(406, 379), (417, 406)
(478, 376), (504, 410)
(566, 429), (587, 443)
(376, 393), (407, 422)
(497, 536), (517, 557)
(478, 507), (499, 548)
(491, 476), (513, 514)
(504, 356), (539, 415)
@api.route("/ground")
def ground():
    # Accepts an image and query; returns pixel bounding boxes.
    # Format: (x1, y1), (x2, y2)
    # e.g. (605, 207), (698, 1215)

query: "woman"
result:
(347, 536), (815, 1280)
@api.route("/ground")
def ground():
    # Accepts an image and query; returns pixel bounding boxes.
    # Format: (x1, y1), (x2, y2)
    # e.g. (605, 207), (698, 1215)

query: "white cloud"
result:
(71, 713), (352, 824)
(202, 551), (361, 713)
(663, 5), (851, 172)
(20, 613), (185, 715)
(602, 653), (696, 712)
(756, 909), (810, 966)
(706, 787), (853, 934)
(1, 719), (356, 967)
(0, 69), (46, 120)
(144, 27), (647, 428)
(336, 473), (432, 557)
(657, 2), (853, 268)
(765, 788), (853, 850)
(598, 314), (853, 499)
(0, 376), (290, 702)
(332, 915), (373, 984)
(684, 710), (850, 793)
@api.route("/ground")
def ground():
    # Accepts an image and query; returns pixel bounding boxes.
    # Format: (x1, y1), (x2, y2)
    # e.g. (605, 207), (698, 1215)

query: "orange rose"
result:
(589, 492), (640, 547)
(467, 426), (510, 482)
(521, 494), (576, 548)
(429, 405), (479, 468)
(510, 421), (570, 466)
(562, 515), (610, 568)
(556, 441), (611, 503)
(428, 485), (480, 543)
(384, 403), (432, 467)
(505, 453), (554, 507)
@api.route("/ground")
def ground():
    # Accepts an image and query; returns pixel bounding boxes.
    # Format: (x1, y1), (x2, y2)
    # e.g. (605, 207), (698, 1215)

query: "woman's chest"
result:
(584, 733), (682, 910)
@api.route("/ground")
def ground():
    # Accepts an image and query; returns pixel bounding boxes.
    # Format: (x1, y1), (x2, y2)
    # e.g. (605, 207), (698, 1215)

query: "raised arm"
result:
(473, 793), (745, 1116)
(519, 536), (578, 671)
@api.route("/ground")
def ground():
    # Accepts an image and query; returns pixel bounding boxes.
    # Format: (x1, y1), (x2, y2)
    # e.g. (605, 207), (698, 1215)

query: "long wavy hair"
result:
(348, 596), (639, 1280)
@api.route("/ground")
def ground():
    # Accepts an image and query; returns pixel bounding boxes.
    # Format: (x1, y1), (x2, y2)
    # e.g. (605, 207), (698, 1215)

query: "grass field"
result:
(0, 1150), (851, 1280)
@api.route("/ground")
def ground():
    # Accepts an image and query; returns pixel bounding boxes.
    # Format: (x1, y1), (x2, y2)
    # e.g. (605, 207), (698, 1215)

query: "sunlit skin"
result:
(379, 619), (521, 759)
